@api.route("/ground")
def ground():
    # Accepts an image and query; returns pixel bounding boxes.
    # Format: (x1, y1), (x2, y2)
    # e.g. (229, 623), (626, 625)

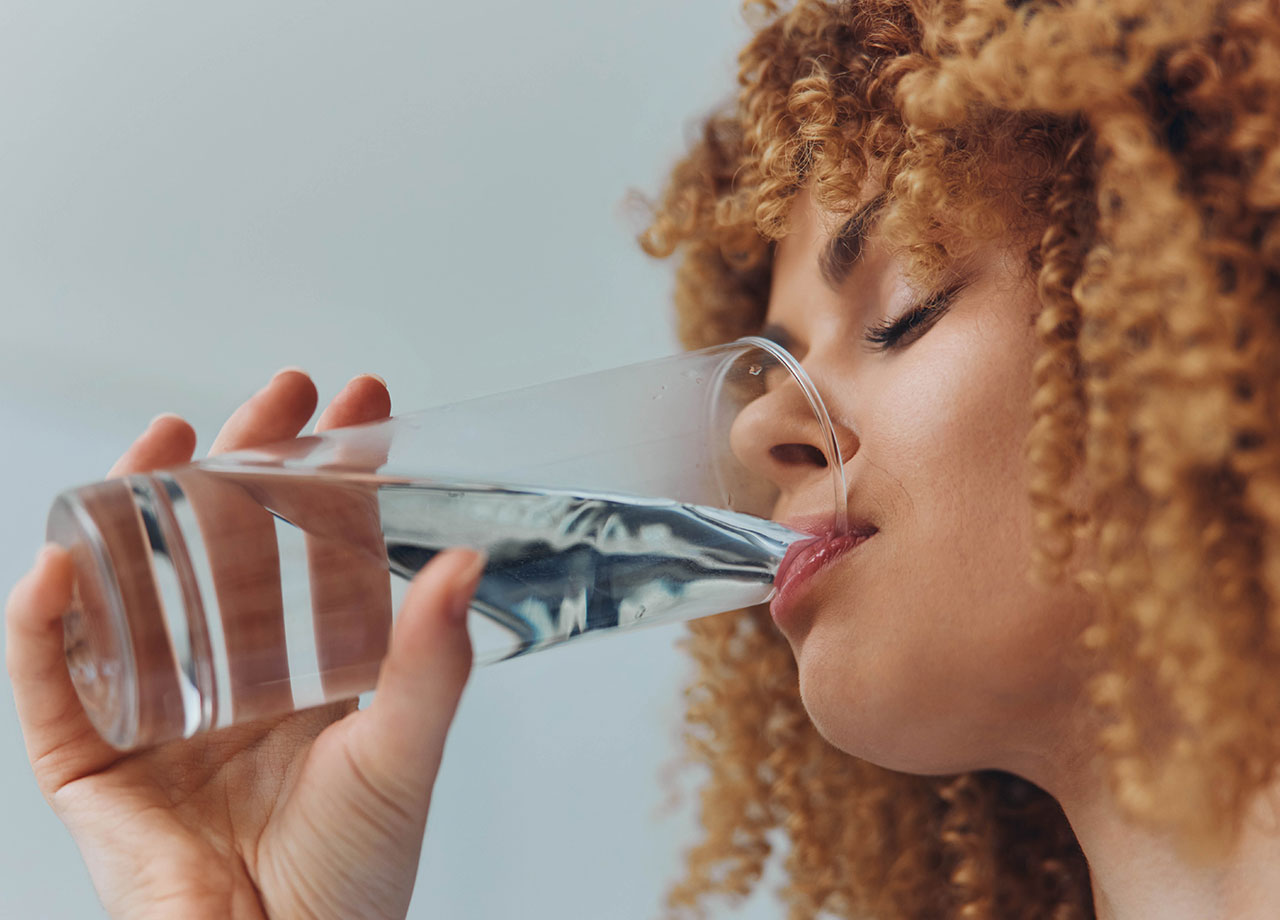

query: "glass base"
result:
(47, 490), (140, 750)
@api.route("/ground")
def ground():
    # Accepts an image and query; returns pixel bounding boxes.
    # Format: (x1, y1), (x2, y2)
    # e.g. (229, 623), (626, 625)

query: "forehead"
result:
(773, 190), (832, 275)
(785, 181), (883, 242)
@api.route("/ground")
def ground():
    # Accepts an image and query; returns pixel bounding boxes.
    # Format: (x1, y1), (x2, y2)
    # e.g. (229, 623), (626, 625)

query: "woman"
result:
(642, 1), (1280, 916)
(8, 0), (1280, 916)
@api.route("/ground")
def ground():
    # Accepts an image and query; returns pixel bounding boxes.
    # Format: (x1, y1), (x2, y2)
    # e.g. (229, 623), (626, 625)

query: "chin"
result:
(793, 645), (877, 759)
(793, 648), (969, 776)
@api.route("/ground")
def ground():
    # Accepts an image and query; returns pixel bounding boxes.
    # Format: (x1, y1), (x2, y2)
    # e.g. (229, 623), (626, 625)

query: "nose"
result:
(727, 364), (855, 509)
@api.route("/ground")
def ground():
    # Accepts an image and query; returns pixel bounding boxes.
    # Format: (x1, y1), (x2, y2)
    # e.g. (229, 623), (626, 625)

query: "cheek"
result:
(875, 327), (1040, 584)
(895, 334), (1034, 487)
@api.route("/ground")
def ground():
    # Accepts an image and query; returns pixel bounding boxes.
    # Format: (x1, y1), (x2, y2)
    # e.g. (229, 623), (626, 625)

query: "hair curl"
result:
(638, 1), (1280, 917)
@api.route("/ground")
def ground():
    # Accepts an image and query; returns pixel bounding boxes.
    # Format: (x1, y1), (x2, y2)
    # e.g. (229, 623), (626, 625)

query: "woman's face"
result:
(741, 187), (1097, 782)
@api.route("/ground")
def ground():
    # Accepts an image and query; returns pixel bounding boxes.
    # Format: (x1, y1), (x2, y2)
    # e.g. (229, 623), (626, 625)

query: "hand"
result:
(6, 370), (483, 920)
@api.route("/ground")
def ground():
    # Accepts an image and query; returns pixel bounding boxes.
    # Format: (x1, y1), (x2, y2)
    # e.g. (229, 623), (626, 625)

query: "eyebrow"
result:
(760, 192), (888, 352)
(819, 191), (887, 291)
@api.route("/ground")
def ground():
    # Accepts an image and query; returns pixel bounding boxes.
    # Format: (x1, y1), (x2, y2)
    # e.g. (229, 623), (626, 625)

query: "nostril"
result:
(769, 443), (828, 467)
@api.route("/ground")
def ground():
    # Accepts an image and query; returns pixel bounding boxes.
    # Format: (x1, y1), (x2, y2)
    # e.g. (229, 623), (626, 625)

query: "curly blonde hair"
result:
(638, 1), (1280, 917)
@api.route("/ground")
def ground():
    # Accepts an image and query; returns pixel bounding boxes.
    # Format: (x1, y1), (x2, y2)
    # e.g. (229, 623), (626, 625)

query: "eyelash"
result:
(864, 283), (966, 352)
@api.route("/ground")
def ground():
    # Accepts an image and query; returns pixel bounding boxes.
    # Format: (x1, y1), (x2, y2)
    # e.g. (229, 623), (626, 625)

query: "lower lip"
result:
(770, 532), (874, 627)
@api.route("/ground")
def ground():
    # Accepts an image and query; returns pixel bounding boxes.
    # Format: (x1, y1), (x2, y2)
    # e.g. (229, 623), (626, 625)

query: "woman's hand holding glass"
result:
(5, 370), (484, 920)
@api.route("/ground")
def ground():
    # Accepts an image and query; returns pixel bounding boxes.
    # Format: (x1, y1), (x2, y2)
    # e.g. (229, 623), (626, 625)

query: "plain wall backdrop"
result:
(0, 2), (799, 918)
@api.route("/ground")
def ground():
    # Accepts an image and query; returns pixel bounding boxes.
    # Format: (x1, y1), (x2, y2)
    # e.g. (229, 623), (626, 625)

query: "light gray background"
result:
(0, 3), (798, 918)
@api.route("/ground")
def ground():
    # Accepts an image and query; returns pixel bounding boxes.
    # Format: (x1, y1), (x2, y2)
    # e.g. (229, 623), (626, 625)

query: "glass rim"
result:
(723, 336), (849, 537)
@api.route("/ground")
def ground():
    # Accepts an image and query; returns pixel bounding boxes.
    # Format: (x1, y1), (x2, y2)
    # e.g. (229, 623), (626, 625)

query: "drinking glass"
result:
(45, 337), (848, 749)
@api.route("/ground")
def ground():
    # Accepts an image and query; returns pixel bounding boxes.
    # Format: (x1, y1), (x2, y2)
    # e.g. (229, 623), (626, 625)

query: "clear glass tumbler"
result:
(46, 336), (848, 749)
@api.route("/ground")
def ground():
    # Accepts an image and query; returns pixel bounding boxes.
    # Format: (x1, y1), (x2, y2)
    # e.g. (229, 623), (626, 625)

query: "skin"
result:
(6, 370), (483, 919)
(744, 186), (1280, 919)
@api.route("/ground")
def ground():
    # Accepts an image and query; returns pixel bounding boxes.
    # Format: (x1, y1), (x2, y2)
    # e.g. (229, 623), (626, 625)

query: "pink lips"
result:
(771, 517), (877, 627)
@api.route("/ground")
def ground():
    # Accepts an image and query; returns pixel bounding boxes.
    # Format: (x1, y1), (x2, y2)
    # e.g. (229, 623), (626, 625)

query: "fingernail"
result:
(449, 550), (488, 624)
(148, 412), (184, 429)
(272, 365), (308, 382)
(356, 372), (388, 388)
(34, 543), (60, 567)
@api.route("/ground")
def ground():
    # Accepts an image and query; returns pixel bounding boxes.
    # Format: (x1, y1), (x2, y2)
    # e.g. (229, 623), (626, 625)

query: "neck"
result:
(1030, 757), (1280, 920)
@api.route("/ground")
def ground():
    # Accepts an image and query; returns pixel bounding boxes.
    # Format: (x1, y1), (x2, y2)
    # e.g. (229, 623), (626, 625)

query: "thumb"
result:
(344, 547), (485, 794)
(255, 548), (486, 920)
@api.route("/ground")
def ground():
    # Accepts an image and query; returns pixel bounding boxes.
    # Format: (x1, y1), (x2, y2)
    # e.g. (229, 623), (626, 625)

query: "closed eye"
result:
(863, 280), (971, 353)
